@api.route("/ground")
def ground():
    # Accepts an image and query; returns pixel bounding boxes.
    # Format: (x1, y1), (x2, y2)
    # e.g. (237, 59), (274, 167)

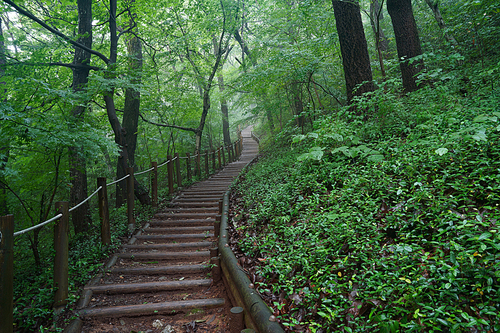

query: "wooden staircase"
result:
(78, 129), (258, 332)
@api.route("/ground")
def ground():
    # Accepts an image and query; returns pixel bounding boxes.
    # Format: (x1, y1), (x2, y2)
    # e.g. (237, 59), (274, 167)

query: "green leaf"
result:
(478, 232), (492, 241)
(435, 147), (449, 156)
(368, 154), (384, 163)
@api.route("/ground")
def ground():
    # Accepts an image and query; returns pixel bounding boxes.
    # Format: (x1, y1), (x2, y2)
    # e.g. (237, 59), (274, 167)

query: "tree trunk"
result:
(370, 0), (389, 54)
(69, 0), (92, 234)
(332, 0), (375, 102)
(218, 75), (231, 146)
(387, 0), (425, 92)
(0, 18), (8, 215)
(423, 0), (458, 46)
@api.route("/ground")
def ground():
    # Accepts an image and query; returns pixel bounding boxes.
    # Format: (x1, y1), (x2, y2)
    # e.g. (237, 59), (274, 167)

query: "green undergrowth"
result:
(234, 66), (500, 332)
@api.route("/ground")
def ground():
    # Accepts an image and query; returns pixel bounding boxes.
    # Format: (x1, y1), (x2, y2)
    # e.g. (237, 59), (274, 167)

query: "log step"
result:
(169, 202), (219, 207)
(122, 241), (212, 250)
(154, 212), (218, 219)
(85, 278), (212, 294)
(135, 234), (213, 240)
(144, 226), (214, 234)
(110, 264), (208, 275)
(148, 219), (215, 227)
(163, 207), (219, 213)
(117, 251), (210, 260)
(79, 298), (225, 317)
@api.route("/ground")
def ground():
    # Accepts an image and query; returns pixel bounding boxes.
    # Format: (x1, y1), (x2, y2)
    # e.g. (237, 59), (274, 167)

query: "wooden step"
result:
(149, 219), (215, 227)
(117, 251), (210, 260)
(169, 202), (219, 208)
(154, 212), (218, 219)
(123, 241), (212, 250)
(110, 264), (208, 275)
(163, 207), (219, 213)
(85, 278), (212, 294)
(135, 234), (214, 241)
(79, 298), (225, 317)
(144, 226), (214, 234)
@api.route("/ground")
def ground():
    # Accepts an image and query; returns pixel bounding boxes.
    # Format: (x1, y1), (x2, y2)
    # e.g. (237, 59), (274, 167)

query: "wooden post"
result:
(211, 256), (221, 282)
(54, 202), (69, 309)
(235, 141), (239, 160)
(167, 155), (174, 195)
(186, 153), (192, 181)
(217, 148), (222, 169)
(126, 167), (135, 233)
(221, 146), (226, 166)
(196, 152), (201, 178)
(214, 214), (221, 238)
(212, 150), (216, 171)
(0, 215), (14, 333)
(151, 162), (158, 208)
(175, 153), (182, 188)
(239, 138), (243, 156)
(204, 149), (209, 178)
(230, 306), (245, 333)
(97, 178), (110, 245)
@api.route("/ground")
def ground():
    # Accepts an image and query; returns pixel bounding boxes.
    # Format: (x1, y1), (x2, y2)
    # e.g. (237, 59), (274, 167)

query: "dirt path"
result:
(78, 128), (259, 333)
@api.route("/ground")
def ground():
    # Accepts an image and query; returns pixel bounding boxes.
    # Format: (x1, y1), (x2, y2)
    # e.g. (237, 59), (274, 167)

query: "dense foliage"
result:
(1, 0), (499, 330)
(233, 59), (500, 332)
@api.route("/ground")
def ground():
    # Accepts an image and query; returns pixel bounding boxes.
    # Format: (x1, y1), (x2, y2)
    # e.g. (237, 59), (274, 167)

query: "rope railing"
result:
(13, 213), (63, 237)
(158, 159), (171, 168)
(134, 167), (154, 176)
(106, 173), (130, 187)
(68, 186), (102, 213)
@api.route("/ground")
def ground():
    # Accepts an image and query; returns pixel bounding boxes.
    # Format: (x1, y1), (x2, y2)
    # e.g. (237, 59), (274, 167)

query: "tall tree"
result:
(115, 4), (150, 207)
(423, 0), (458, 46)
(387, 0), (424, 92)
(69, 0), (93, 234)
(370, 0), (389, 78)
(0, 16), (8, 216)
(332, 0), (375, 102)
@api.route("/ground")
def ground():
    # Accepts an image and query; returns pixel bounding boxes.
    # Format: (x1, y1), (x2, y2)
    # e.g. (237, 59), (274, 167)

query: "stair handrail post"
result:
(186, 153), (192, 182)
(175, 153), (182, 188)
(211, 150), (216, 172)
(126, 167), (135, 233)
(53, 202), (69, 310)
(196, 152), (201, 178)
(221, 146), (226, 166)
(167, 155), (174, 195)
(151, 162), (158, 208)
(217, 147), (222, 169)
(97, 177), (111, 245)
(0, 215), (14, 333)
(204, 149), (209, 178)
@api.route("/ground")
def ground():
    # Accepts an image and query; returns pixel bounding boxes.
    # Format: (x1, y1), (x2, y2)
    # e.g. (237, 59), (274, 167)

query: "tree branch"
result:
(2, 0), (110, 64)
(139, 113), (197, 133)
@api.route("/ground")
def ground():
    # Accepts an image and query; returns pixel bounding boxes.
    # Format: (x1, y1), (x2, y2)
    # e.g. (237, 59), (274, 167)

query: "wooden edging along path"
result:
(64, 128), (283, 333)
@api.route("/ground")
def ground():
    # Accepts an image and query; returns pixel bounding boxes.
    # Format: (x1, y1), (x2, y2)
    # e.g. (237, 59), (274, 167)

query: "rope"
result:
(135, 167), (154, 176)
(14, 214), (63, 237)
(69, 186), (102, 213)
(158, 159), (171, 168)
(106, 174), (130, 186)
(171, 156), (178, 162)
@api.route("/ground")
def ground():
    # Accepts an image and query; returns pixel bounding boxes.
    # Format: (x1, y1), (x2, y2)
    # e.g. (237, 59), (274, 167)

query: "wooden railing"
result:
(0, 136), (244, 332)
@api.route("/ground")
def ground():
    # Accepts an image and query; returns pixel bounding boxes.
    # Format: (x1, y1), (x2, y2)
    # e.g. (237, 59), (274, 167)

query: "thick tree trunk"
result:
(387, 0), (425, 92)
(424, 0), (458, 46)
(332, 0), (375, 102)
(69, 0), (92, 234)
